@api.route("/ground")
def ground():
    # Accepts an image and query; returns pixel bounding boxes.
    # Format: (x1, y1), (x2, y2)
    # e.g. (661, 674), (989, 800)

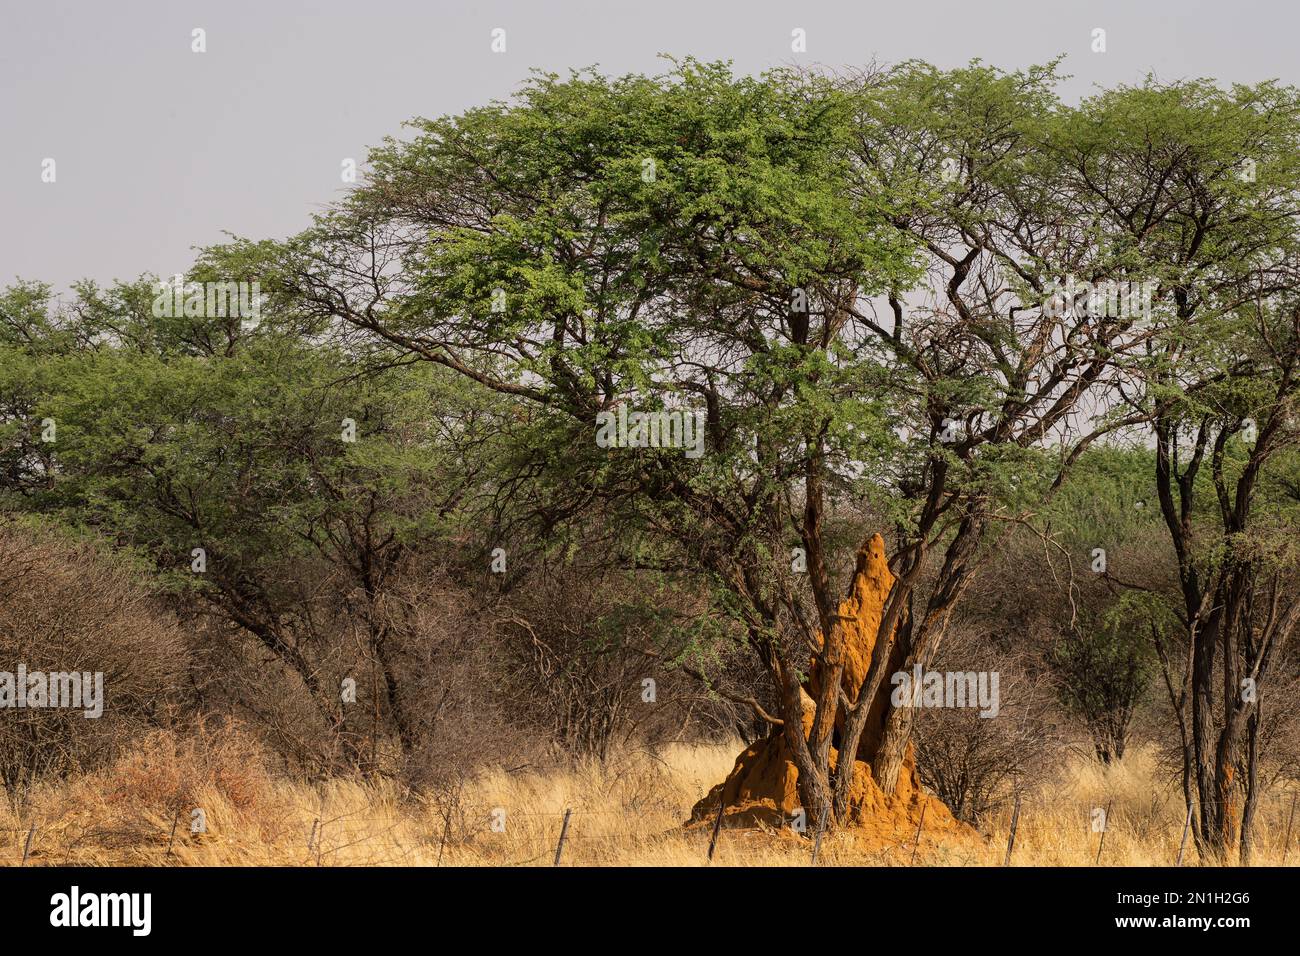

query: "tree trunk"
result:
(1239, 706), (1260, 865)
(1190, 613), (1225, 858)
(871, 518), (983, 793)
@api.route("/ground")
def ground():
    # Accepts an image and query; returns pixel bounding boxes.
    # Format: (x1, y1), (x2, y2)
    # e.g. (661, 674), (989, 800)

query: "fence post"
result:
(909, 802), (928, 865)
(706, 800), (725, 862)
(1003, 793), (1022, 866)
(436, 810), (453, 867)
(553, 809), (572, 866)
(166, 810), (180, 860)
(1095, 799), (1113, 866)
(1282, 793), (1297, 864)
(21, 825), (35, 866)
(1176, 802), (1193, 866)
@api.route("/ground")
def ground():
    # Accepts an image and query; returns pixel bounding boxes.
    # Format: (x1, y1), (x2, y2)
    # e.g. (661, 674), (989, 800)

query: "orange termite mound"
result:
(689, 534), (972, 851)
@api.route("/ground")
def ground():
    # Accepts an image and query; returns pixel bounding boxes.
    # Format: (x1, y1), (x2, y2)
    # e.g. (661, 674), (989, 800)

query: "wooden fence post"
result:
(1176, 802), (1193, 866)
(553, 809), (572, 866)
(706, 800), (725, 862)
(1095, 799), (1113, 865)
(21, 825), (35, 866)
(1282, 793), (1297, 864)
(1003, 793), (1022, 866)
(436, 810), (453, 867)
(166, 810), (180, 860)
(909, 802), (928, 865)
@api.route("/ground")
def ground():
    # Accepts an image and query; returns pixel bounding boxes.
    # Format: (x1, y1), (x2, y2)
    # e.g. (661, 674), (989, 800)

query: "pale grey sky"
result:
(1, 0), (1292, 292)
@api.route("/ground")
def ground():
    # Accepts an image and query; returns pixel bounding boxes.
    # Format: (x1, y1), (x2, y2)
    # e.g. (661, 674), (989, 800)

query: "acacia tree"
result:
(288, 62), (912, 819)
(0, 263), (507, 774)
(282, 61), (1206, 827)
(1146, 303), (1300, 863)
(822, 61), (1161, 803)
(1062, 79), (1300, 860)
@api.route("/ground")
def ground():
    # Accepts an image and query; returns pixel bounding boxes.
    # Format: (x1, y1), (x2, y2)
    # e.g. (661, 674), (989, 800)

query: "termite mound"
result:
(689, 534), (973, 851)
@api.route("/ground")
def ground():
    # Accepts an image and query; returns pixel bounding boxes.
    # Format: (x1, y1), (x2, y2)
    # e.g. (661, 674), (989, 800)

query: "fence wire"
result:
(4, 792), (1297, 867)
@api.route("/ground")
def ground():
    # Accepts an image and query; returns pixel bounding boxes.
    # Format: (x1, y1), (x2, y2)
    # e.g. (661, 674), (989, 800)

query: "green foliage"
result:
(4, 61), (1300, 793)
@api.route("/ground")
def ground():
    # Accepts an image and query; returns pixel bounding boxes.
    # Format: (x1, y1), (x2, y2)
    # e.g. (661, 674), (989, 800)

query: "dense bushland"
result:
(2, 58), (1299, 865)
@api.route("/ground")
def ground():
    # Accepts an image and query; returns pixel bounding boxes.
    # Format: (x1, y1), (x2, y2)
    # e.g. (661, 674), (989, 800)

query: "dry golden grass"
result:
(2, 730), (1295, 866)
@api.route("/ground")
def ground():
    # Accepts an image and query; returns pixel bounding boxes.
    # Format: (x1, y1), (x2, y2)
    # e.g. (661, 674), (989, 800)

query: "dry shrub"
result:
(100, 720), (271, 816)
(173, 549), (530, 786)
(1254, 662), (1300, 787)
(0, 520), (187, 798)
(17, 721), (293, 865)
(496, 562), (755, 762)
(912, 623), (1066, 827)
(371, 558), (536, 788)
(182, 611), (340, 776)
